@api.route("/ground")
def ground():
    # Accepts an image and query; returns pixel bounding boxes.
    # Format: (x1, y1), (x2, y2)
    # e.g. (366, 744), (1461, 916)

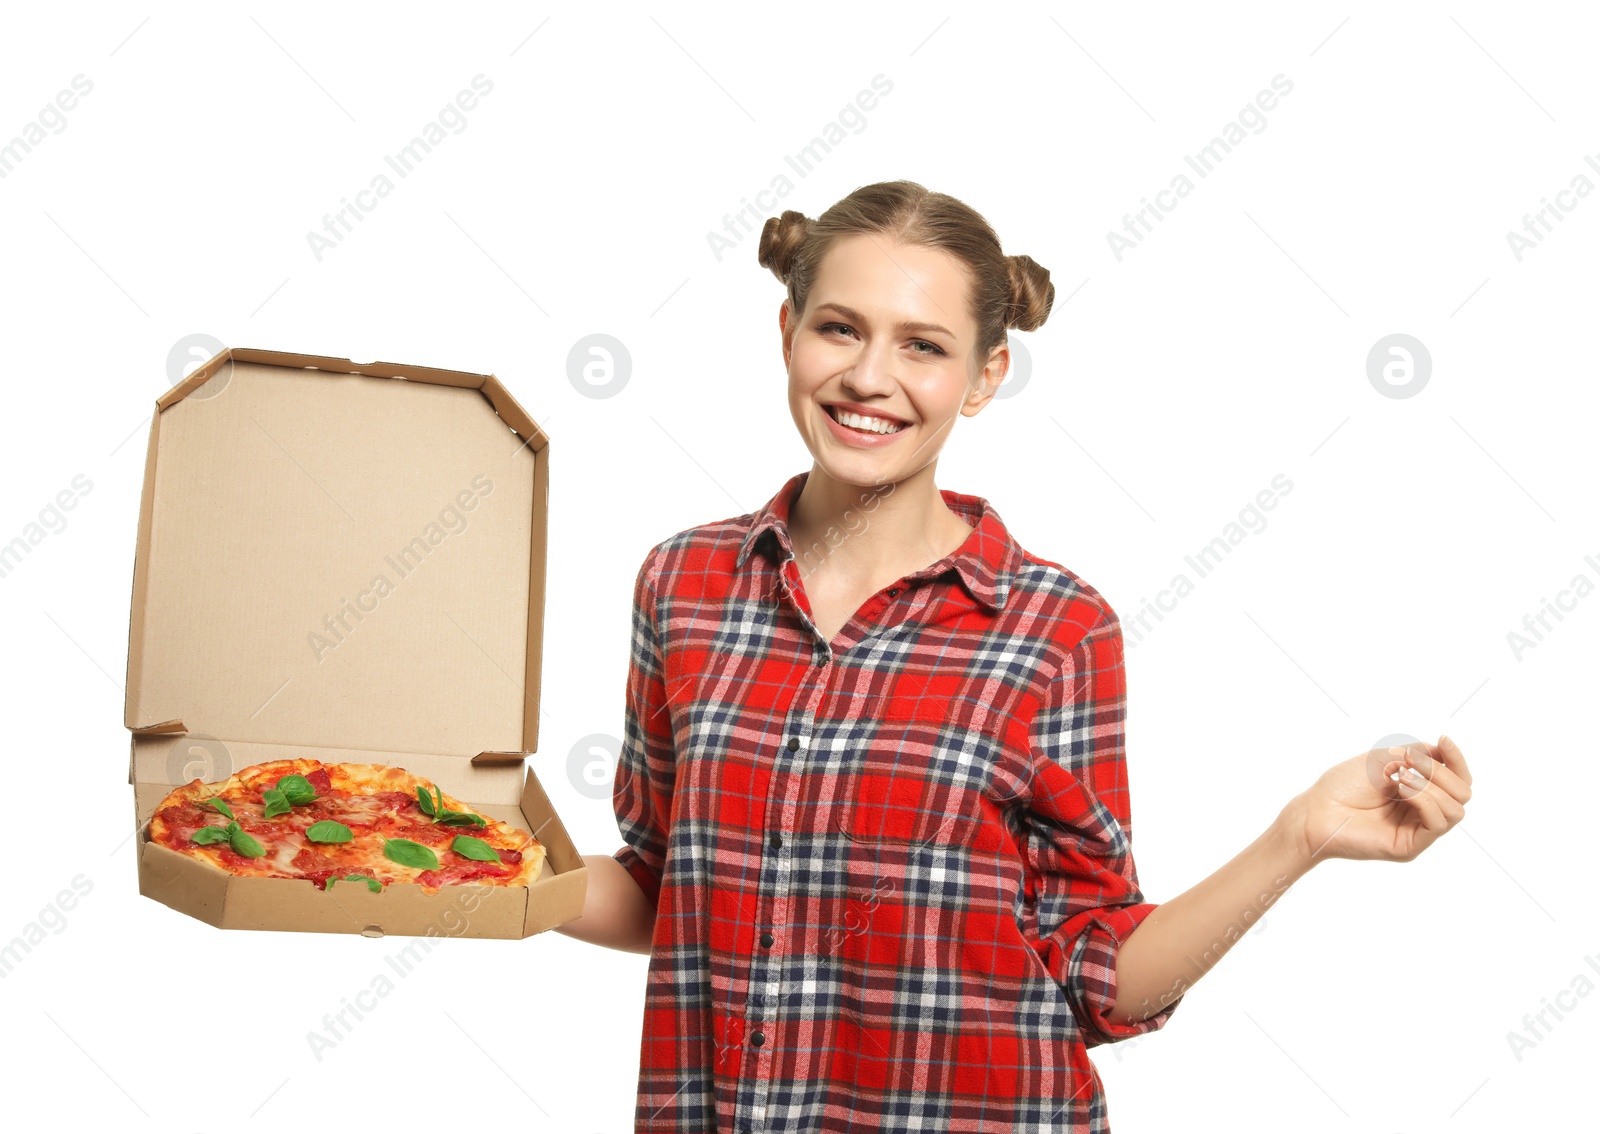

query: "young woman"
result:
(554, 180), (1473, 1133)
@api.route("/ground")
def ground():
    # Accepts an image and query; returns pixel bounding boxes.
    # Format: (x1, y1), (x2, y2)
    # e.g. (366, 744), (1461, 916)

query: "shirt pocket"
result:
(822, 736), (1012, 965)
(830, 730), (990, 852)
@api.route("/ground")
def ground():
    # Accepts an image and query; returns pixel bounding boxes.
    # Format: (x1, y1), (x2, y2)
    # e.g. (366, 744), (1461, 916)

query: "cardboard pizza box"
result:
(123, 347), (586, 939)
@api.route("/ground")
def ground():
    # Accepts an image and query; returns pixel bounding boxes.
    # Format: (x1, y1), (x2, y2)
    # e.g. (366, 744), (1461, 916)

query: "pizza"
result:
(147, 757), (545, 894)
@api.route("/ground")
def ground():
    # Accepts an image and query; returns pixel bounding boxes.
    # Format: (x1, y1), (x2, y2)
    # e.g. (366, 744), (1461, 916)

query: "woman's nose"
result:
(845, 339), (898, 393)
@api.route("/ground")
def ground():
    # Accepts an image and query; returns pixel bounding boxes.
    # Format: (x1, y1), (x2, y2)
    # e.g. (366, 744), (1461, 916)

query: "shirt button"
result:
(887, 587), (899, 597)
(759, 931), (774, 947)
(751, 1030), (766, 1047)
(769, 832), (782, 850)
(787, 736), (800, 752)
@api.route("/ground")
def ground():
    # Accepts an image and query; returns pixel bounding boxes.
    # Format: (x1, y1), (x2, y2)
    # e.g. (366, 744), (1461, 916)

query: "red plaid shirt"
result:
(614, 469), (1182, 1133)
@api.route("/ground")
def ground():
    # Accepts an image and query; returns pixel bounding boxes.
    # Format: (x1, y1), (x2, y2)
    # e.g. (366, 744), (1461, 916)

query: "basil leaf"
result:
(437, 810), (487, 827)
(261, 787), (290, 819)
(325, 873), (382, 894)
(305, 820), (353, 844)
(383, 838), (438, 870)
(203, 798), (234, 820)
(450, 835), (502, 863)
(432, 786), (444, 818)
(277, 774), (317, 806)
(415, 785), (437, 817)
(190, 825), (231, 846)
(228, 825), (265, 858)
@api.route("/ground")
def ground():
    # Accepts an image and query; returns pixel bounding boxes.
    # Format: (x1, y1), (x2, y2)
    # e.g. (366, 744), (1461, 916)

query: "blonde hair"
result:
(757, 180), (1054, 374)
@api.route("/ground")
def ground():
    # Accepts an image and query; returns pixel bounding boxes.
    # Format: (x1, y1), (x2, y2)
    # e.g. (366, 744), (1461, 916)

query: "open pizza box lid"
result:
(123, 347), (586, 939)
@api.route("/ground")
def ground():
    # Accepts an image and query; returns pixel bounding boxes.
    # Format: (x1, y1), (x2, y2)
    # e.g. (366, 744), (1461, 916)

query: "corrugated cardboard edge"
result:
(471, 749), (526, 767)
(140, 842), (230, 928)
(483, 371), (549, 758)
(123, 385), (167, 739)
(518, 767), (586, 936)
(127, 718), (184, 786)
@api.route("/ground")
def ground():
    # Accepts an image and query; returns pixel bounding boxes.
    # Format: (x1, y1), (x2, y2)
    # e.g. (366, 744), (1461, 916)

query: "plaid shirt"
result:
(614, 470), (1182, 1133)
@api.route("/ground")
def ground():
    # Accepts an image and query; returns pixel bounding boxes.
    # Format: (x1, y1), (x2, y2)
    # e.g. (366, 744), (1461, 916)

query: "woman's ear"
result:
(779, 300), (795, 368)
(964, 344), (1009, 413)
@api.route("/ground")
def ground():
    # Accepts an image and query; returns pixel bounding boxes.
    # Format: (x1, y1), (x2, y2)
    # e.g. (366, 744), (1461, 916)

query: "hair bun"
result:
(758, 210), (811, 284)
(1005, 253), (1054, 332)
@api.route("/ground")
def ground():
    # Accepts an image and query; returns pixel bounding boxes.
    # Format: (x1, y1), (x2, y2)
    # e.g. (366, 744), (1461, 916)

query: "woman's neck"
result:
(787, 463), (973, 588)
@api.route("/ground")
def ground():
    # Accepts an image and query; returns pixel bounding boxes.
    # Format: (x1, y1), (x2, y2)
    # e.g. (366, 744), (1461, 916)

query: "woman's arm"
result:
(1104, 801), (1310, 1025)
(550, 852), (657, 955)
(1106, 736), (1472, 1026)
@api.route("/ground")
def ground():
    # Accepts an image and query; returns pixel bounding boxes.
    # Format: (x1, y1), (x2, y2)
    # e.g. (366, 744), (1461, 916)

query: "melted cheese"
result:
(266, 829), (307, 874)
(337, 793), (399, 826)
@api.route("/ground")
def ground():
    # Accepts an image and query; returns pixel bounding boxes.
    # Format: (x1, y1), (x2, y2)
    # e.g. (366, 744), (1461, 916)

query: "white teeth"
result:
(830, 407), (904, 434)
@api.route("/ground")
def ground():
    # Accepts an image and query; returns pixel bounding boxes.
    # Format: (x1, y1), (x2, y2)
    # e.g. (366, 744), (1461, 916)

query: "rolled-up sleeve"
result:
(612, 545), (674, 909)
(1019, 604), (1183, 1047)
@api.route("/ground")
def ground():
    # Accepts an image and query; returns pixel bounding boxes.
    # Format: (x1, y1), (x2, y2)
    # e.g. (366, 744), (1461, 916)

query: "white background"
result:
(1, 2), (1594, 1131)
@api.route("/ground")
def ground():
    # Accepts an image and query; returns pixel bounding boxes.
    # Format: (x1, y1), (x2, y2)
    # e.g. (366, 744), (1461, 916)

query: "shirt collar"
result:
(734, 469), (1022, 613)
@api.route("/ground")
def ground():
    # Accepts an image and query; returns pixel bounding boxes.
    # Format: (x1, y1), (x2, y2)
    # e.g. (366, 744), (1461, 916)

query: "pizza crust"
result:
(148, 757), (546, 893)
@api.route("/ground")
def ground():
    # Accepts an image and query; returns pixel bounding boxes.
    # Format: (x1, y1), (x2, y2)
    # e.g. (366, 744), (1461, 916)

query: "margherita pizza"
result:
(148, 758), (545, 894)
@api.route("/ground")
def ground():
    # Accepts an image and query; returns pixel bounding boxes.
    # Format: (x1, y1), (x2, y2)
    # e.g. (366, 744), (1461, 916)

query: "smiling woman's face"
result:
(781, 232), (1005, 488)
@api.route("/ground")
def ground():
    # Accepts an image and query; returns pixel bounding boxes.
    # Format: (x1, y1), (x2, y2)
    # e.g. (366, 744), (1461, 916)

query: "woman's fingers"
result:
(1396, 742), (1473, 806)
(1397, 763), (1465, 831)
(1431, 734), (1472, 787)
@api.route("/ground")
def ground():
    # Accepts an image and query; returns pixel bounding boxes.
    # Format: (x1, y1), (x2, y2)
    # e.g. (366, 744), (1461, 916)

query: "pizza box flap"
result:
(123, 347), (549, 762)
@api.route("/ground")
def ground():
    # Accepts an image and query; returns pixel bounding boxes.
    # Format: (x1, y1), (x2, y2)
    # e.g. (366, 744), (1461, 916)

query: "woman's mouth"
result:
(821, 404), (909, 448)
(825, 405), (906, 433)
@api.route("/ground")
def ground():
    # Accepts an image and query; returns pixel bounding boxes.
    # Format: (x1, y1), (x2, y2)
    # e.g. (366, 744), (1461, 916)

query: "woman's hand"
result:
(1284, 735), (1472, 865)
(550, 853), (657, 954)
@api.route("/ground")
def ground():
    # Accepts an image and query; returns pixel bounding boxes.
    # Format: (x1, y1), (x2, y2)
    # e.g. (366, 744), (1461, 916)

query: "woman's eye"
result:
(819, 323), (946, 357)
